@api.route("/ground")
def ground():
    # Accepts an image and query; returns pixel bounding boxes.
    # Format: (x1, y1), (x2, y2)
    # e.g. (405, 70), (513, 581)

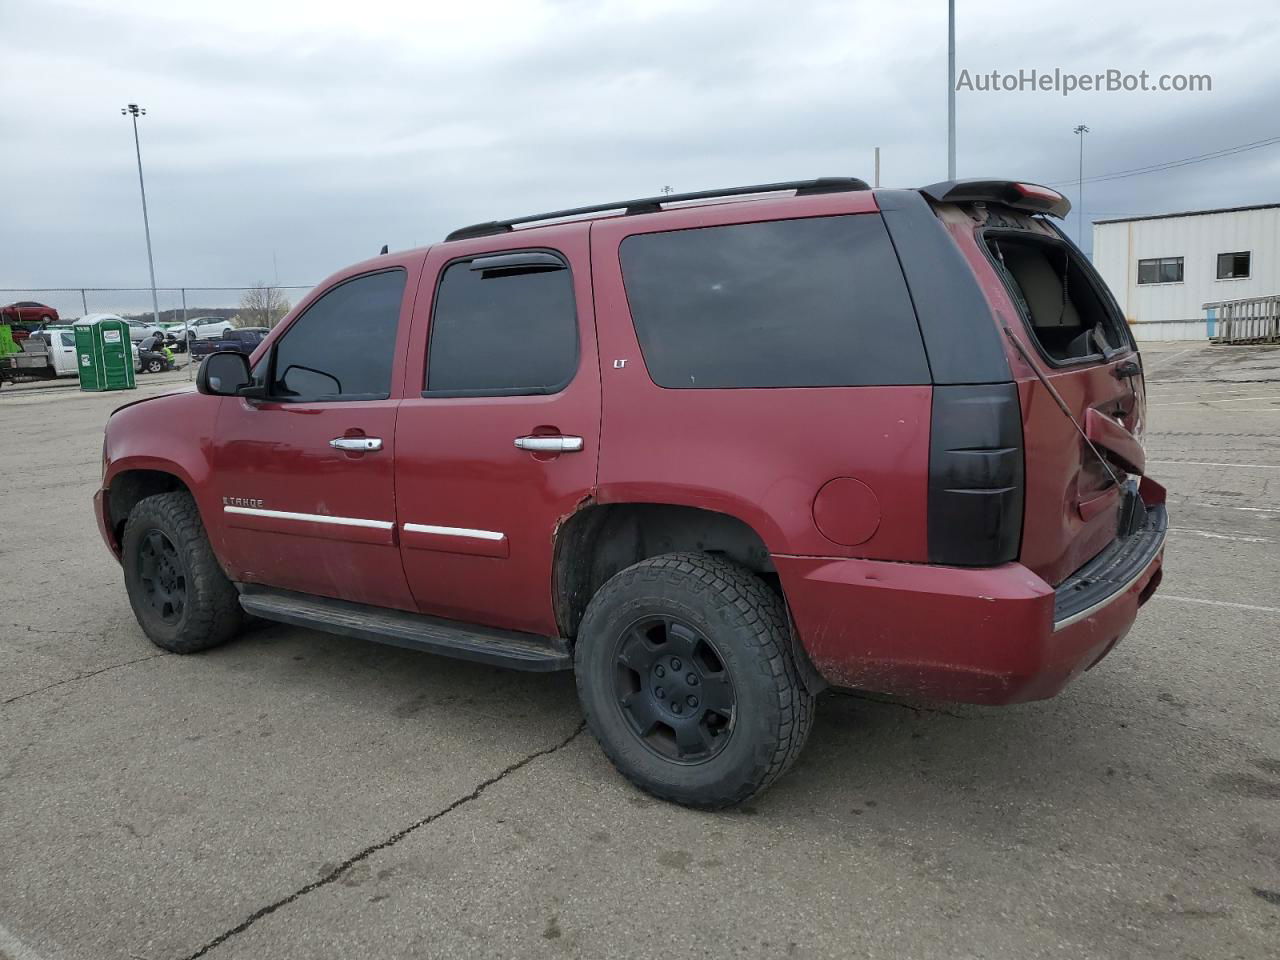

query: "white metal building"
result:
(1092, 203), (1280, 340)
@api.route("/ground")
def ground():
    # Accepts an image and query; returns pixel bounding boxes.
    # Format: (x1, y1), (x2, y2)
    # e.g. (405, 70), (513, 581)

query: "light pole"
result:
(1073, 124), (1090, 249)
(122, 104), (162, 330)
(947, 0), (956, 178)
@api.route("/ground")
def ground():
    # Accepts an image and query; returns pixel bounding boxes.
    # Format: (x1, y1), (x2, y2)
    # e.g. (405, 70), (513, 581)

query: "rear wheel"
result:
(575, 553), (814, 809)
(122, 492), (243, 653)
(145, 357), (163, 373)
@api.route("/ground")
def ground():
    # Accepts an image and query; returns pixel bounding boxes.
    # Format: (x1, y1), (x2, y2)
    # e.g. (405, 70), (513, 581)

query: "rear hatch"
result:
(926, 185), (1147, 586)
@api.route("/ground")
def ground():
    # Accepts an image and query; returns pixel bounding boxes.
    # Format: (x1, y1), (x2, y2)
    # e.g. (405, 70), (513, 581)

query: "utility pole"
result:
(874, 147), (881, 187)
(1074, 124), (1090, 249)
(947, 0), (956, 178)
(122, 104), (162, 329)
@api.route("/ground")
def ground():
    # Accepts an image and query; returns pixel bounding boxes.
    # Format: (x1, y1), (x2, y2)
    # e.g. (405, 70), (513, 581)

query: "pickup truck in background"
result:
(189, 327), (268, 360)
(1, 327), (140, 387)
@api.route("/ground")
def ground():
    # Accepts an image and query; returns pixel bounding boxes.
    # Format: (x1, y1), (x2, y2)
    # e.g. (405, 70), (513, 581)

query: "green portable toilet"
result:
(74, 315), (136, 391)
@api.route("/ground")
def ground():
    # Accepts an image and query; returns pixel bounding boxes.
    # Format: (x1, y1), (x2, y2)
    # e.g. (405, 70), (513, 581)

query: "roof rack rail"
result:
(444, 177), (871, 242)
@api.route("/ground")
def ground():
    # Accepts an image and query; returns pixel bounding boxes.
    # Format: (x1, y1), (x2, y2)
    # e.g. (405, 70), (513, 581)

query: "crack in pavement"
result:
(832, 690), (977, 721)
(177, 720), (588, 960)
(2, 653), (168, 706)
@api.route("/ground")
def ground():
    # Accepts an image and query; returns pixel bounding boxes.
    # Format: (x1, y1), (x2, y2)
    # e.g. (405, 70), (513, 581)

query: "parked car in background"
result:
(124, 319), (165, 343)
(189, 327), (267, 359)
(184, 317), (235, 341)
(1, 301), (59, 326)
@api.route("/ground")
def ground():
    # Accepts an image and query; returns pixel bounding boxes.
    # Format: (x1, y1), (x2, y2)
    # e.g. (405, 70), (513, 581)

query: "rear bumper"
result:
(778, 488), (1166, 705)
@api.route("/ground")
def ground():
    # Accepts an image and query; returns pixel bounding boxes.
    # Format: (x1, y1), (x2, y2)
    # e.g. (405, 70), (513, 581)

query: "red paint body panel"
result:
(590, 192), (930, 562)
(202, 250), (429, 612)
(777, 538), (1163, 704)
(209, 398), (412, 610)
(394, 224), (601, 636)
(941, 210), (1148, 586)
(101, 390), (220, 557)
(1085, 407), (1146, 474)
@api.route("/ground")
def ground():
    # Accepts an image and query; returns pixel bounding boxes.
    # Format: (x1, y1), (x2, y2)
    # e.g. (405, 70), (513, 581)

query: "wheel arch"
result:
(106, 464), (197, 548)
(551, 501), (777, 641)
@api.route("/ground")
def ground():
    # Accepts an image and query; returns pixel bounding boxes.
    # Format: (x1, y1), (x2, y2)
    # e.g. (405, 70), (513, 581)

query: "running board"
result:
(238, 587), (572, 672)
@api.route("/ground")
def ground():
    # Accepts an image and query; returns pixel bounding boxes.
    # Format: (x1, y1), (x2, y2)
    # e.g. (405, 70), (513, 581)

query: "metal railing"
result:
(1203, 294), (1280, 344)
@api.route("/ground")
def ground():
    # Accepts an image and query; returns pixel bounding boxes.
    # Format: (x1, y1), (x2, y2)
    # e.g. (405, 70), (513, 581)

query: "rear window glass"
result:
(618, 215), (929, 389)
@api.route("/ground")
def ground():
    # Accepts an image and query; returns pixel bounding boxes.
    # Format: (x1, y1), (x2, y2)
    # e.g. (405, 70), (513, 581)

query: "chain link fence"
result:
(0, 286), (314, 329)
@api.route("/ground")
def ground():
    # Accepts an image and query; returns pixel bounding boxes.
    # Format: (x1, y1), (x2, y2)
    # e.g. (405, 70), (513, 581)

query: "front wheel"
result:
(575, 553), (814, 809)
(145, 357), (163, 373)
(122, 491), (244, 653)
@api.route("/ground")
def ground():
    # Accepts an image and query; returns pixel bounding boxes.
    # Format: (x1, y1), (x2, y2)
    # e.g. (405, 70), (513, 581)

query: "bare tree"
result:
(236, 284), (291, 328)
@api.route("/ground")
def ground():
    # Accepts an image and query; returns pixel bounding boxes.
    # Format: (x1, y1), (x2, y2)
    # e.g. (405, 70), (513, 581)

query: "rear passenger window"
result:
(269, 269), (405, 402)
(426, 252), (577, 396)
(619, 215), (929, 388)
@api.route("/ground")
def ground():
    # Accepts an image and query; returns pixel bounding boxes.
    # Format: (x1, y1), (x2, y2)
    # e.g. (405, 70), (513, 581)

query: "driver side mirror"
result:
(197, 350), (254, 397)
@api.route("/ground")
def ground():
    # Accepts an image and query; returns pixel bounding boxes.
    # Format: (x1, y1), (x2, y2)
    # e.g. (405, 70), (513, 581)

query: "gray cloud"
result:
(2, 0), (1277, 315)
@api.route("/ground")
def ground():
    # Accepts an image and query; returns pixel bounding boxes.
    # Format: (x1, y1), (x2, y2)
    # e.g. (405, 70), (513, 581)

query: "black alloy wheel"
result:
(613, 615), (736, 763)
(136, 528), (187, 623)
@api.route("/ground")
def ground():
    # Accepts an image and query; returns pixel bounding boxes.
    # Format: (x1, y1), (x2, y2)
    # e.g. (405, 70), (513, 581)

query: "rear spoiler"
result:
(919, 179), (1071, 219)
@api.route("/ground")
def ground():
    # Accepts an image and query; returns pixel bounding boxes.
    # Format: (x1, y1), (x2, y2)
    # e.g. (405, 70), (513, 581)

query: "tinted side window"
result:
(270, 269), (405, 402)
(426, 253), (577, 395)
(619, 215), (929, 388)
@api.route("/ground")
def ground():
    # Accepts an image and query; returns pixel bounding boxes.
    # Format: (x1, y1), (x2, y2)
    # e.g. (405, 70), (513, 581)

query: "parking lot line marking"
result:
(1196, 503), (1280, 514)
(1141, 348), (1193, 373)
(1149, 394), (1280, 407)
(1157, 595), (1280, 615)
(1168, 527), (1273, 543)
(0, 922), (54, 960)
(1147, 459), (1280, 470)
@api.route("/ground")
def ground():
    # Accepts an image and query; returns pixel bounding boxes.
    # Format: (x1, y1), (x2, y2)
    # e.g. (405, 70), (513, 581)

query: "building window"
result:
(1216, 251), (1251, 279)
(1137, 256), (1184, 284)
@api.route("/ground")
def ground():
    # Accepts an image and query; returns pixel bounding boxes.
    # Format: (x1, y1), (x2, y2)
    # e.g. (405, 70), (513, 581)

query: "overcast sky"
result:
(2, 0), (1278, 313)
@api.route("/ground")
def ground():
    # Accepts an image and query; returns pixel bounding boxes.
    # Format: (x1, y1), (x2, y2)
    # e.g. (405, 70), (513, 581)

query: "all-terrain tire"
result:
(575, 552), (815, 809)
(122, 491), (244, 653)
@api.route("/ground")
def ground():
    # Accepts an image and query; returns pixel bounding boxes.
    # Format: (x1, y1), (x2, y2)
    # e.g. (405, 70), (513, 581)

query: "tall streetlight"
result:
(1073, 124), (1090, 250)
(947, 0), (956, 178)
(121, 104), (162, 329)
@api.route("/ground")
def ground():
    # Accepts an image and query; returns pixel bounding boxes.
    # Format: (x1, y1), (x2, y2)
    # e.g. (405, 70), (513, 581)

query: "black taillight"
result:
(928, 383), (1025, 566)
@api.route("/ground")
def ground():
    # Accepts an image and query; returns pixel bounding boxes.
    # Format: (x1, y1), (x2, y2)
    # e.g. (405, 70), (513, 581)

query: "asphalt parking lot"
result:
(1, 342), (1278, 960)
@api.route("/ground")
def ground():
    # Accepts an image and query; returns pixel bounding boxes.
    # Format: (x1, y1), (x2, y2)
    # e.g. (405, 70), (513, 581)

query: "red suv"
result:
(95, 178), (1166, 808)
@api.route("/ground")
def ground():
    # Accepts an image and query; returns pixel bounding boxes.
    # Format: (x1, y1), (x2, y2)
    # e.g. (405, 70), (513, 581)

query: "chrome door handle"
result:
(330, 437), (383, 452)
(514, 435), (584, 453)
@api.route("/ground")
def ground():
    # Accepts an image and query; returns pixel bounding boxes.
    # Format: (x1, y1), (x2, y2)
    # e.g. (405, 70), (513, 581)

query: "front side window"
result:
(60, 332), (75, 347)
(425, 252), (578, 396)
(618, 215), (929, 389)
(268, 269), (405, 402)
(1216, 251), (1251, 279)
(1137, 256), (1184, 284)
